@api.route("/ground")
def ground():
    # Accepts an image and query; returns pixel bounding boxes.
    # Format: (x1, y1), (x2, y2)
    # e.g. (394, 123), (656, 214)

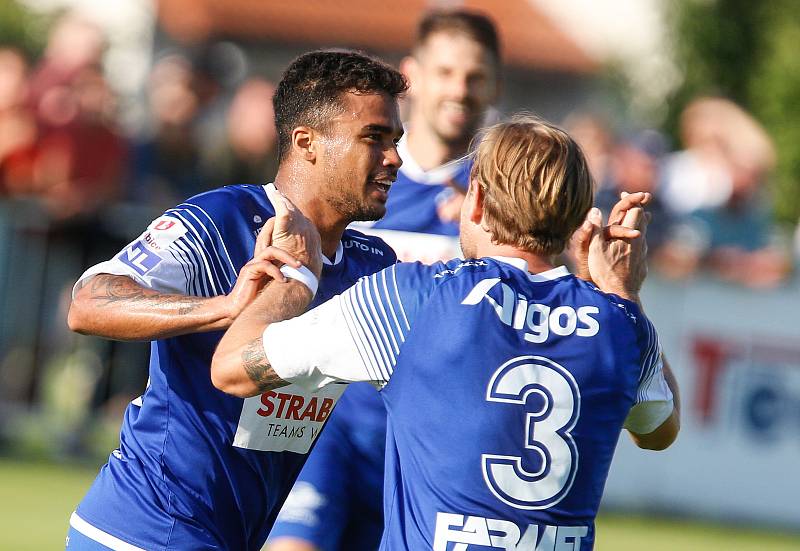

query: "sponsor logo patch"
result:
(145, 215), (188, 249)
(233, 383), (345, 453)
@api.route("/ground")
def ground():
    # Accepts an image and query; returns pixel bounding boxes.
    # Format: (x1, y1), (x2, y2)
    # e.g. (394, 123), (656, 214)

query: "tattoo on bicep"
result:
(88, 275), (203, 315)
(242, 337), (282, 392)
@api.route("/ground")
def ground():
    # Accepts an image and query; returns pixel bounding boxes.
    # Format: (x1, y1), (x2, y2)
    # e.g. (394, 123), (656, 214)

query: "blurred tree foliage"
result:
(669, 0), (800, 224)
(0, 0), (46, 58)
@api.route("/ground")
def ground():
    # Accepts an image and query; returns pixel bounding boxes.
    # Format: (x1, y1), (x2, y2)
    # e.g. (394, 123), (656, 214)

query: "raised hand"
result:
(582, 192), (651, 300)
(265, 185), (323, 278)
(225, 246), (303, 322)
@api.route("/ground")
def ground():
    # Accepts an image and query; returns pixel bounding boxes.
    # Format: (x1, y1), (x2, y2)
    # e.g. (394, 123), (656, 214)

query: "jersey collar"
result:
(397, 133), (466, 185)
(263, 184), (344, 266)
(321, 243), (344, 266)
(488, 256), (571, 282)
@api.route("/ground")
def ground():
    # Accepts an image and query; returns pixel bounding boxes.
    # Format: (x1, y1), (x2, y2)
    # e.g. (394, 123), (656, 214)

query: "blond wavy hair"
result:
(470, 115), (594, 255)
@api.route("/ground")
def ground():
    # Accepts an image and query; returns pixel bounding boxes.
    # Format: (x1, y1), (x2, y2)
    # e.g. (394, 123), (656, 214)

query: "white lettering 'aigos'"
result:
(461, 277), (600, 343)
(263, 256), (673, 550)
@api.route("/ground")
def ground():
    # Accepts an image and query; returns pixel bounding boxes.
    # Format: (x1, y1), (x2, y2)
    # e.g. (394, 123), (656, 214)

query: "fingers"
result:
(588, 206), (602, 227)
(253, 246), (303, 268)
(256, 218), (275, 251)
(241, 259), (286, 283)
(572, 215), (594, 251)
(621, 205), (644, 230)
(608, 192), (651, 226)
(603, 225), (642, 240)
(267, 185), (297, 220)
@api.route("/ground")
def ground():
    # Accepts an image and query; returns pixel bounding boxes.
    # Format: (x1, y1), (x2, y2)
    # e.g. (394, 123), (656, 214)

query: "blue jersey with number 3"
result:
(270, 257), (669, 551)
(379, 259), (666, 550)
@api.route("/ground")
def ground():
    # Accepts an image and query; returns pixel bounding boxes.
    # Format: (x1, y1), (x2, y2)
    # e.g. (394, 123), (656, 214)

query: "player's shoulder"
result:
(391, 257), (495, 291)
(342, 228), (397, 267)
(572, 277), (645, 328)
(173, 184), (274, 223)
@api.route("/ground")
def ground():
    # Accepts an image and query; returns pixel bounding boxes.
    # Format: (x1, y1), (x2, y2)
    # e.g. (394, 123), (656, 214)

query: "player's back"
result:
(380, 257), (656, 550)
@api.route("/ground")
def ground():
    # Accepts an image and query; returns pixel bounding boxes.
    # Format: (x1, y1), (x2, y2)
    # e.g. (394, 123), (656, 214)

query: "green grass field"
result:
(0, 456), (797, 551)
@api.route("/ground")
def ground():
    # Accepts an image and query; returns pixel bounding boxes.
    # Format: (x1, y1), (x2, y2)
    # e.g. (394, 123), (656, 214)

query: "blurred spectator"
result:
(371, 9), (500, 236)
(0, 11), (132, 416)
(657, 97), (790, 287)
(202, 77), (279, 186)
(0, 47), (36, 195)
(130, 53), (206, 208)
(28, 12), (105, 126)
(33, 64), (127, 220)
(564, 111), (614, 191)
(595, 129), (674, 252)
(661, 98), (740, 214)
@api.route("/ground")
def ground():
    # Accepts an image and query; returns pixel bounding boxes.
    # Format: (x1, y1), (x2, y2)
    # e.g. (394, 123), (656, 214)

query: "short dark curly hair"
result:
(273, 50), (408, 161)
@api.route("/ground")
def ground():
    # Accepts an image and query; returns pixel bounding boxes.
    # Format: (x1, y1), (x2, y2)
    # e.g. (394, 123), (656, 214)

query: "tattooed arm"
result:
(211, 279), (313, 397)
(68, 274), (236, 341)
(67, 246), (301, 341)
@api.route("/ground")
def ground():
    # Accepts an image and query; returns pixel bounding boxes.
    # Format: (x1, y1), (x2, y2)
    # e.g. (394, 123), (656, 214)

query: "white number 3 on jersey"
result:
(482, 355), (581, 510)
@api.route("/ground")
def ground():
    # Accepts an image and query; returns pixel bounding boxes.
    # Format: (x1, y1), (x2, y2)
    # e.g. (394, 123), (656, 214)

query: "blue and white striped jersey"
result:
(264, 257), (672, 551)
(70, 184), (397, 551)
(371, 136), (471, 236)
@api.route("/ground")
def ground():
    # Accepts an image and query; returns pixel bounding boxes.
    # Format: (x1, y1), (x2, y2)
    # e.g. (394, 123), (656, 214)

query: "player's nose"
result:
(383, 144), (402, 170)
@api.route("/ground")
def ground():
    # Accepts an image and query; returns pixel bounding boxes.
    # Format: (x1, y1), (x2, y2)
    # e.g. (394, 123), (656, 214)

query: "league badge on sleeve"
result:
(119, 241), (162, 276)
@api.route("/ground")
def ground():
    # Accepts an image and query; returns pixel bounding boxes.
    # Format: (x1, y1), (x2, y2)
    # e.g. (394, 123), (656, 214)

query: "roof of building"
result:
(157, 0), (596, 73)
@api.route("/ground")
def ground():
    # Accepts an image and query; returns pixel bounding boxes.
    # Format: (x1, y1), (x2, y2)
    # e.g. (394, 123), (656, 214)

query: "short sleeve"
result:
(72, 204), (237, 298)
(623, 316), (674, 434)
(264, 262), (435, 391)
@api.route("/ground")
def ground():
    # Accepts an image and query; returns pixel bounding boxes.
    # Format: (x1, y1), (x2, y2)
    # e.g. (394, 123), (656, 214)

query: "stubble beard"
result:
(325, 173), (385, 224)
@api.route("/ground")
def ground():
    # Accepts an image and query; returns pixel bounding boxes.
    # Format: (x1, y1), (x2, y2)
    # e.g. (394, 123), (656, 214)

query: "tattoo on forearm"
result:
(89, 275), (204, 315)
(242, 337), (282, 392)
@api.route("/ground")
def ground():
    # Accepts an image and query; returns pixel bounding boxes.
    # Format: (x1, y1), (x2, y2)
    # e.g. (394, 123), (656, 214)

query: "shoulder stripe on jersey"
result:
(351, 283), (392, 380)
(336, 269), (420, 382)
(174, 236), (214, 297)
(380, 269), (406, 344)
(174, 237), (214, 297)
(165, 246), (192, 295)
(341, 290), (384, 381)
(361, 277), (397, 375)
(390, 265), (410, 331)
(167, 209), (230, 291)
(337, 298), (379, 382)
(371, 274), (400, 354)
(171, 238), (201, 296)
(167, 212), (225, 295)
(178, 204), (236, 284)
(636, 319), (663, 403)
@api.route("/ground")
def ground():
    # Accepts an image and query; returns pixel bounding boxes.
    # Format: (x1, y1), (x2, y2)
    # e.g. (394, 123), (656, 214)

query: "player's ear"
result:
(291, 126), (316, 162)
(466, 179), (484, 224)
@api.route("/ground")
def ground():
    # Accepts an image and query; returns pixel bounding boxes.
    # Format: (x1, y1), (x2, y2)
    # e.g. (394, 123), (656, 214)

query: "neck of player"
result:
(272, 173), (349, 261)
(475, 239), (556, 275)
(405, 114), (470, 170)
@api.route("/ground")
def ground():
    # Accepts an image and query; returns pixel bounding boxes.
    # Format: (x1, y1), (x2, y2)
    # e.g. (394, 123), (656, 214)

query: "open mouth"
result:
(369, 179), (393, 194)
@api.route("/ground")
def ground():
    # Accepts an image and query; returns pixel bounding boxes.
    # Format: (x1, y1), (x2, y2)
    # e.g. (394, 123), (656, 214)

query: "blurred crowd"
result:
(0, 11), (798, 417)
(0, 12), (281, 420)
(567, 99), (794, 289)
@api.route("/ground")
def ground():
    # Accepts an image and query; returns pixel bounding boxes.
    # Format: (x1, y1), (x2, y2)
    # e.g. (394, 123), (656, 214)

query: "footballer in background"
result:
(266, 9), (501, 551)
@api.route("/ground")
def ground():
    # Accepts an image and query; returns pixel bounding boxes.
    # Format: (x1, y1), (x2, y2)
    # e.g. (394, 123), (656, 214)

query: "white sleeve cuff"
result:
(624, 400), (675, 435)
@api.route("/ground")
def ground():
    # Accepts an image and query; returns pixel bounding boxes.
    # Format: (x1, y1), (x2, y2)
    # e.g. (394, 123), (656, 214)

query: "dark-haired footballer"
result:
(64, 50), (406, 551)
